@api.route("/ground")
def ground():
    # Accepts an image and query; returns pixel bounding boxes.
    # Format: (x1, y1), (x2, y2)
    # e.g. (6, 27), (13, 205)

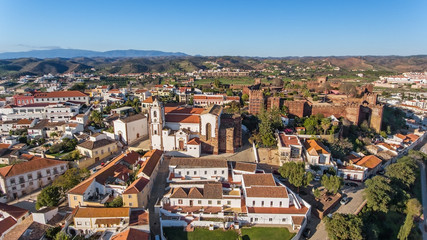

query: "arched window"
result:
(206, 123), (212, 140)
(153, 111), (157, 118)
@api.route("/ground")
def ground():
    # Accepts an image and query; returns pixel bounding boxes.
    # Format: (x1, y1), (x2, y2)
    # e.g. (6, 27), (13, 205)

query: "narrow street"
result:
(148, 156), (171, 239)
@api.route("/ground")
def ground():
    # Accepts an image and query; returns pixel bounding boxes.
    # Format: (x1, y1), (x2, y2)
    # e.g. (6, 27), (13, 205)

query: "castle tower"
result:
(149, 98), (165, 150)
(249, 90), (264, 115)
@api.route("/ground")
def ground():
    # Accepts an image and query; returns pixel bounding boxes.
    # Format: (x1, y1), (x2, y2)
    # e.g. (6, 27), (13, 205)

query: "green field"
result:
(241, 227), (296, 240)
(163, 227), (239, 240)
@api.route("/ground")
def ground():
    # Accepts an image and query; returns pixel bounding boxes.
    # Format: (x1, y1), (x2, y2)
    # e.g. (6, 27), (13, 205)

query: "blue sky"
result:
(0, 0), (426, 57)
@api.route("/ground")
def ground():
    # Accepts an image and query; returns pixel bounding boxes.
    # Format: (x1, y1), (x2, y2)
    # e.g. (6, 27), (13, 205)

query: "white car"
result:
(340, 196), (350, 205)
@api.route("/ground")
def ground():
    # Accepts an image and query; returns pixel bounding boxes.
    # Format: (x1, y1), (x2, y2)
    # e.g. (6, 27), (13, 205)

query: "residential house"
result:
(111, 228), (150, 240)
(277, 132), (303, 164)
(73, 207), (130, 235)
(168, 158), (229, 182)
(0, 203), (29, 238)
(123, 149), (163, 208)
(303, 139), (333, 170)
(76, 133), (118, 162)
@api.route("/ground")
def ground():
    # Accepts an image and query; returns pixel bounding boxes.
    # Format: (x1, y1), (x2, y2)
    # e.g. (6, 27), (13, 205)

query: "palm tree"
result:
(321, 118), (332, 135)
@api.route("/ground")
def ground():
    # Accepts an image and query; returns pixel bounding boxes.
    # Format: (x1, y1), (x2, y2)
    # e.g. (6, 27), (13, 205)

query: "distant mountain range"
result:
(0, 49), (189, 59)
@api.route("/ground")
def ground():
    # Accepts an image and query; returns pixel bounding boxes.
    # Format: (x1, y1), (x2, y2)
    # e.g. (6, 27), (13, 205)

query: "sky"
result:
(0, 0), (426, 57)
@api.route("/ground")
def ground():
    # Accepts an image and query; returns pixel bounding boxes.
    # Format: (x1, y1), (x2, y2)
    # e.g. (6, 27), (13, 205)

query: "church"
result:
(149, 98), (242, 157)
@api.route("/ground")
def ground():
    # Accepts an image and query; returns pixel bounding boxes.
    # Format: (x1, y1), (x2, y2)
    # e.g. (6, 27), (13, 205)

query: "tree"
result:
(241, 93), (249, 102)
(321, 175), (343, 195)
(50, 132), (58, 138)
(364, 176), (394, 213)
(340, 83), (357, 100)
(46, 227), (62, 240)
(279, 162), (313, 192)
(214, 79), (221, 88)
(105, 196), (123, 207)
(324, 213), (363, 240)
(54, 232), (71, 240)
(406, 198), (422, 217)
(53, 168), (89, 193)
(226, 89), (233, 96)
(36, 186), (61, 210)
(313, 188), (321, 200)
(397, 214), (414, 240)
(321, 118), (332, 135)
(257, 107), (281, 147)
(385, 161), (416, 189)
(90, 110), (104, 127)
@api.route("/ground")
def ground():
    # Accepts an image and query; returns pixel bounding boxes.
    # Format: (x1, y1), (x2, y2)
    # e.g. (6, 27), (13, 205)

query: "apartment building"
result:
(33, 91), (89, 104)
(0, 102), (81, 122)
(168, 158), (229, 182)
(0, 158), (68, 200)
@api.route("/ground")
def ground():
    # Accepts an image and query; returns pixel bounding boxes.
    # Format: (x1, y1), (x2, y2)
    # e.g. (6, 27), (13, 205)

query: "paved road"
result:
(8, 189), (42, 212)
(148, 157), (171, 239)
(336, 183), (365, 214)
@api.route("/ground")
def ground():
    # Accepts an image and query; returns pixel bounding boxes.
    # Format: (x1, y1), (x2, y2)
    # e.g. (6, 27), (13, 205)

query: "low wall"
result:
(161, 219), (188, 227)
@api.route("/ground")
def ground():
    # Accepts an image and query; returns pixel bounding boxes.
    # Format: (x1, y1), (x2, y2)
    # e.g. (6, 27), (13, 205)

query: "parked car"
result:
(378, 170), (385, 175)
(302, 228), (311, 238)
(340, 196), (350, 205)
(314, 175), (321, 181)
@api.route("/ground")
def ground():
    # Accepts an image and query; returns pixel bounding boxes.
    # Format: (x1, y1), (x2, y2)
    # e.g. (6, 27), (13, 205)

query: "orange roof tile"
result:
(0, 143), (10, 149)
(123, 176), (150, 194)
(142, 96), (155, 103)
(138, 149), (163, 177)
(187, 137), (201, 145)
(165, 115), (200, 123)
(74, 207), (129, 218)
(0, 158), (66, 178)
(304, 139), (330, 155)
(111, 228), (150, 240)
(33, 91), (87, 98)
(354, 155), (382, 169)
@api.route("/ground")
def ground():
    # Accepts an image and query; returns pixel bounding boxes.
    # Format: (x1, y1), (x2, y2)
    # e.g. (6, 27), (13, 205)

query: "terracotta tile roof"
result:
(170, 187), (188, 198)
(406, 134), (419, 142)
(203, 183), (223, 199)
(0, 216), (17, 236)
(2, 215), (49, 240)
(142, 96), (155, 103)
(122, 151), (141, 165)
(278, 133), (301, 147)
(165, 114), (200, 123)
(74, 207), (129, 218)
(187, 187), (204, 198)
(33, 91), (88, 98)
(123, 176), (150, 194)
(193, 95), (224, 100)
(68, 178), (96, 195)
(354, 155), (382, 169)
(292, 216), (305, 225)
(202, 105), (222, 116)
(187, 137), (201, 145)
(247, 205), (309, 214)
(20, 154), (36, 160)
(395, 133), (406, 140)
(119, 113), (146, 123)
(137, 149), (163, 177)
(111, 228), (150, 240)
(0, 143), (10, 149)
(304, 139), (330, 155)
(77, 138), (116, 150)
(243, 174), (276, 187)
(95, 218), (121, 225)
(0, 158), (66, 178)
(0, 203), (29, 220)
(164, 107), (205, 115)
(246, 186), (288, 198)
(170, 158), (228, 168)
(68, 151), (136, 195)
(233, 162), (257, 173)
(17, 119), (32, 125)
